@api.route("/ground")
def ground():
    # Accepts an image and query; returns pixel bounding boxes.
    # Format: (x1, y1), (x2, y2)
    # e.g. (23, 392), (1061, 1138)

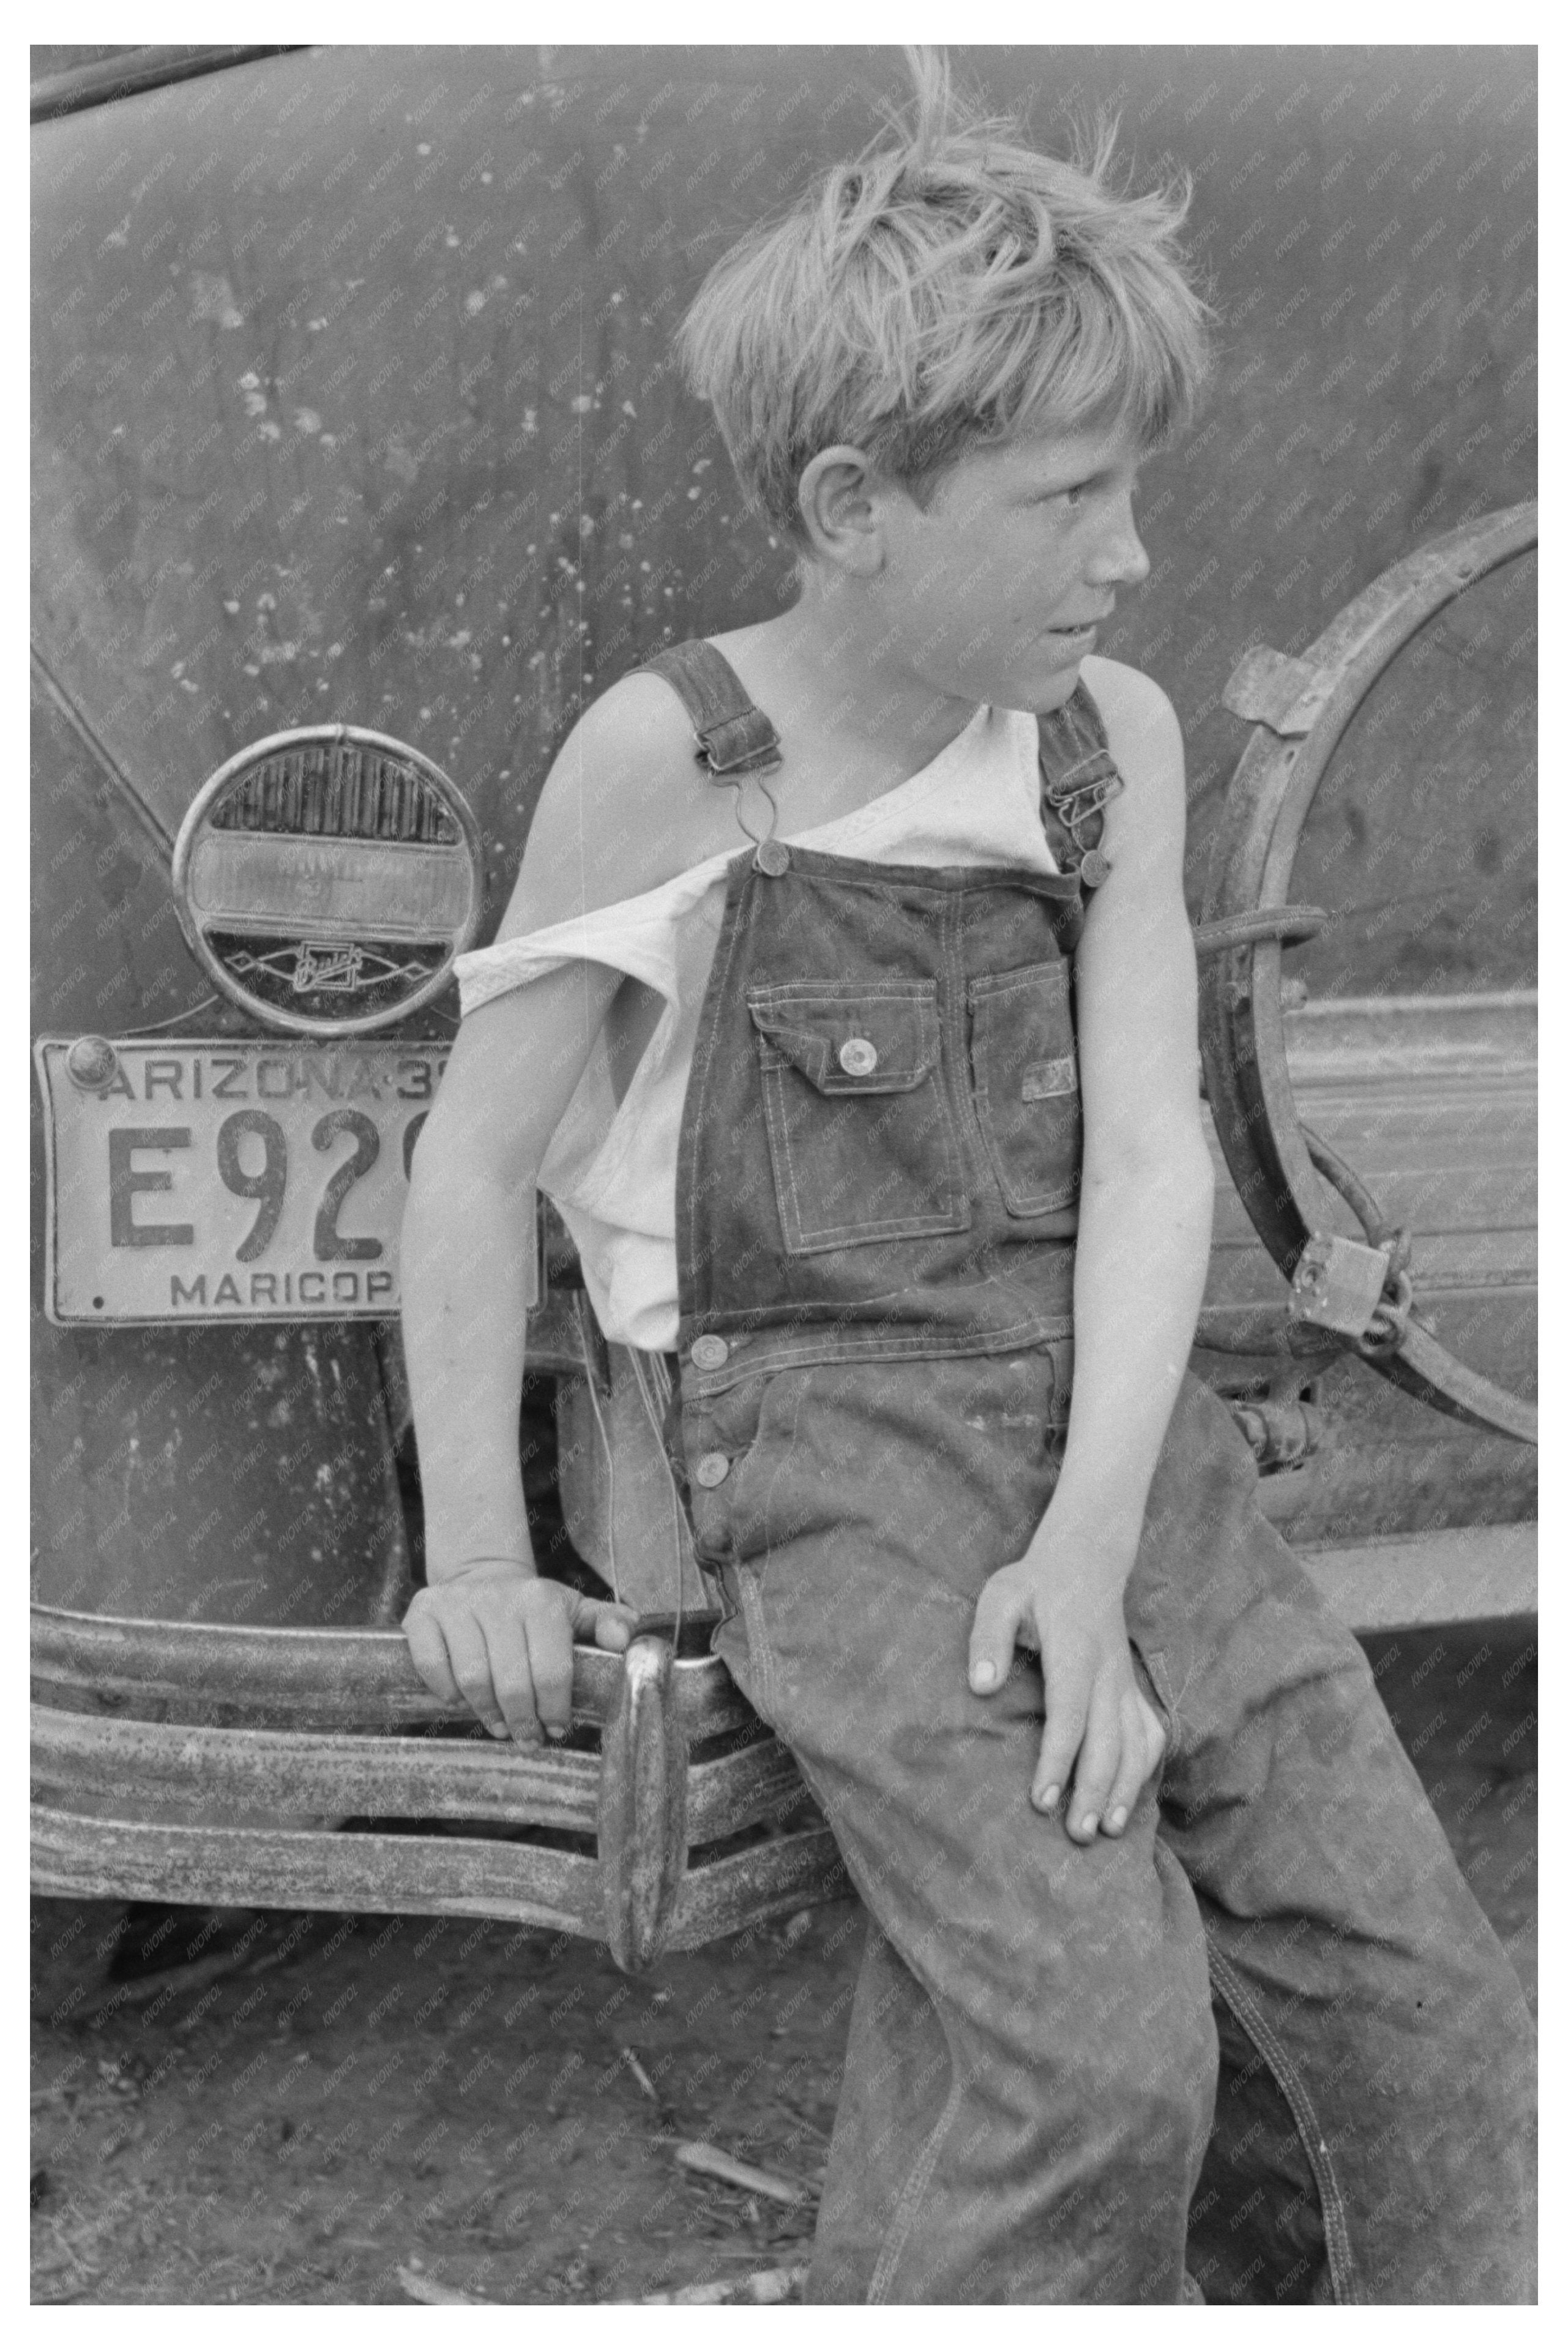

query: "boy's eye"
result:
(1036, 480), (1091, 510)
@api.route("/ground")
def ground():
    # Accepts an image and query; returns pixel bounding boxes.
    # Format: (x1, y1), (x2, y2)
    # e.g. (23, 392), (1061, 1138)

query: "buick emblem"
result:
(171, 725), (483, 1038)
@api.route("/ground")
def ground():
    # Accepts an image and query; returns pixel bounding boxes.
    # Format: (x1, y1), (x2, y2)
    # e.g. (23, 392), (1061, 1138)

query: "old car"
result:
(32, 44), (1536, 1972)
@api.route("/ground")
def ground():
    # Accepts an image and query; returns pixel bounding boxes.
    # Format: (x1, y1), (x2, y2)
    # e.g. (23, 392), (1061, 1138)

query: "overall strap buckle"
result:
(1043, 770), (1122, 830)
(1037, 683), (1126, 890)
(638, 641), (783, 778)
(637, 640), (788, 871)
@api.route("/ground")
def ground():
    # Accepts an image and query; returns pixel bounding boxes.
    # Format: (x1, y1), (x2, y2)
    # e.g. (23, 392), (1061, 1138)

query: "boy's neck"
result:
(751, 568), (986, 777)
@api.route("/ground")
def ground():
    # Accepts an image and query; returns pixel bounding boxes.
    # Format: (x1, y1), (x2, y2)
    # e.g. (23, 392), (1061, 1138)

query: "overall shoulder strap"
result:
(635, 640), (782, 780)
(1036, 680), (1125, 888)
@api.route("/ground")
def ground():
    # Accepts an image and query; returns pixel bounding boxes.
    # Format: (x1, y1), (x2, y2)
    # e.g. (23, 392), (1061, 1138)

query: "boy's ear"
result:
(796, 444), (888, 576)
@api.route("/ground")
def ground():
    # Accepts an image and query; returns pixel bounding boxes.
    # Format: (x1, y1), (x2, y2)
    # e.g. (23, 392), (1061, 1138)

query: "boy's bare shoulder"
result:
(1079, 655), (1181, 767)
(496, 671), (730, 941)
(1079, 657), (1185, 873)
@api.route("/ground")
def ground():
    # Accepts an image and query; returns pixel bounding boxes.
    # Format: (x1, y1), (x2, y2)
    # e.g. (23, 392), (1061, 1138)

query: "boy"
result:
(399, 61), (1533, 2303)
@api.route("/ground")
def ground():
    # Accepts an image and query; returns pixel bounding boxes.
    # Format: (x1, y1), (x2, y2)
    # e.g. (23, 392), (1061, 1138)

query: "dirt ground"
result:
(31, 1616), (1536, 2307)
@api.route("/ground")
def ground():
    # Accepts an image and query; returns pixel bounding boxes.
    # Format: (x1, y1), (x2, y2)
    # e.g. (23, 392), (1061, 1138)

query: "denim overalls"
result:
(634, 640), (1534, 2305)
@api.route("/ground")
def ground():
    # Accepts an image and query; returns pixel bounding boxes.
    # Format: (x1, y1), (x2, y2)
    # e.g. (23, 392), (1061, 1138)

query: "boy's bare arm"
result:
(400, 679), (703, 1741)
(400, 960), (637, 1740)
(969, 660), (1215, 1838)
(1041, 659), (1214, 1548)
(401, 959), (618, 1575)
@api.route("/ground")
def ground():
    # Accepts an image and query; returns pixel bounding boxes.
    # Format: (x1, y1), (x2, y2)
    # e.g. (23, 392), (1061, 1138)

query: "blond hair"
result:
(676, 50), (1213, 553)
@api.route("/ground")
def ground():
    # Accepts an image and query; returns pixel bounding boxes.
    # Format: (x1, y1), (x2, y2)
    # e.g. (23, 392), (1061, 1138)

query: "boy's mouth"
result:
(1043, 622), (1100, 651)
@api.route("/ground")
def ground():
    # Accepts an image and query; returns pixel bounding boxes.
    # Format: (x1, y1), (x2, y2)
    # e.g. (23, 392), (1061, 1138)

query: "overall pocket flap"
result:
(747, 982), (939, 1095)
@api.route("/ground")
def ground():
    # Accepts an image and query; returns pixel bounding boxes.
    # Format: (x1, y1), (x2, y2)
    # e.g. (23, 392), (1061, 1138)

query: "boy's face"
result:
(873, 419), (1152, 713)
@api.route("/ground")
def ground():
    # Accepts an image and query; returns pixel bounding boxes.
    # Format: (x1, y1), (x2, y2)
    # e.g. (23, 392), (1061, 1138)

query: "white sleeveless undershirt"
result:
(454, 701), (1059, 1353)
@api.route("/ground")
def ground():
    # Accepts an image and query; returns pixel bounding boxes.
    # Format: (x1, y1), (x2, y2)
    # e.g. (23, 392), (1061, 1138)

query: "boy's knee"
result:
(1116, 2026), (1219, 2164)
(1004, 1983), (1217, 2166)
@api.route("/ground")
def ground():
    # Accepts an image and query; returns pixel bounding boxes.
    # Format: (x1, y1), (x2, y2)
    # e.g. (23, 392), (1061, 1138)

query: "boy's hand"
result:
(403, 1563), (638, 1743)
(968, 1533), (1165, 1843)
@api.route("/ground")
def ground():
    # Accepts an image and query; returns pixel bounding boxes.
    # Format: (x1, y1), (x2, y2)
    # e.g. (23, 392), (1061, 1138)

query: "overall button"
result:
(837, 1036), (878, 1077)
(694, 1452), (731, 1488)
(690, 1334), (729, 1371)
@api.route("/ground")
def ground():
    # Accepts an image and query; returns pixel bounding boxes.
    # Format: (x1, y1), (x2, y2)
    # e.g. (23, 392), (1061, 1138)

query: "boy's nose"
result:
(1089, 492), (1150, 589)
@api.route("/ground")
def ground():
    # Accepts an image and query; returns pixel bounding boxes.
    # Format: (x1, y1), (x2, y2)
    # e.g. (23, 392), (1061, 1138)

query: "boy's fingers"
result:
(1066, 1680), (1121, 1840)
(475, 1611), (546, 1745)
(403, 1605), (461, 1709)
(521, 1603), (575, 1739)
(578, 1597), (638, 1653)
(1101, 1696), (1154, 1835)
(1135, 1688), (1168, 1769)
(439, 1616), (510, 1739)
(969, 1577), (1025, 1693)
(1032, 1677), (1088, 1813)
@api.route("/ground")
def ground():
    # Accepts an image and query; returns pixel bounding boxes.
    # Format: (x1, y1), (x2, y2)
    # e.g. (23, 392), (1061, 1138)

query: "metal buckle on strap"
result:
(1042, 741), (1121, 790)
(1042, 771), (1124, 828)
(698, 711), (783, 778)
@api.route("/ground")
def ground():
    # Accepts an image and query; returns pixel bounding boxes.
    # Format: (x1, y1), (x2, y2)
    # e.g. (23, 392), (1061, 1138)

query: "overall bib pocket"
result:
(967, 960), (1083, 1215)
(746, 980), (968, 1255)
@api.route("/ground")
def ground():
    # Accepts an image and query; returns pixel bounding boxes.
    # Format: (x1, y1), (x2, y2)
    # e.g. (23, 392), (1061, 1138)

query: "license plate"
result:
(35, 1037), (447, 1325)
